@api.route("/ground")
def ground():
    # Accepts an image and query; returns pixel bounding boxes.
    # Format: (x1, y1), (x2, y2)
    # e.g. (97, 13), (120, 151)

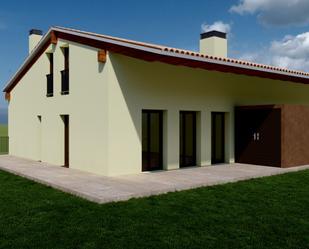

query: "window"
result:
(211, 112), (225, 164)
(61, 47), (69, 95)
(46, 53), (53, 97)
(179, 111), (197, 167)
(142, 110), (163, 171)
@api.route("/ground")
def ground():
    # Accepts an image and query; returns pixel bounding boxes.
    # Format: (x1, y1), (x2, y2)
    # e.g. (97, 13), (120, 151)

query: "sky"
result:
(1, 0), (309, 122)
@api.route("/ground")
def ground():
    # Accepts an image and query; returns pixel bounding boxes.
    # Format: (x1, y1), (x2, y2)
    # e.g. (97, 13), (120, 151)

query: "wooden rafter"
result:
(51, 31), (58, 45)
(98, 49), (107, 63)
(5, 92), (10, 101)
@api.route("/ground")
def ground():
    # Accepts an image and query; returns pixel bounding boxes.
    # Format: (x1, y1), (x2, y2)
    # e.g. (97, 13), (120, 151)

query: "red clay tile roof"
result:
(59, 26), (309, 77)
(3, 26), (309, 93)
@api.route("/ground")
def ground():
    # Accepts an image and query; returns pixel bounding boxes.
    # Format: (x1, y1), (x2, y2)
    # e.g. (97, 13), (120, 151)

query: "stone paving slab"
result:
(0, 155), (309, 204)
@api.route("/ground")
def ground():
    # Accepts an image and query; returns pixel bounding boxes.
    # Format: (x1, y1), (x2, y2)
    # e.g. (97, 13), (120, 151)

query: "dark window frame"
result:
(211, 112), (225, 164)
(61, 115), (69, 167)
(61, 47), (69, 95)
(179, 111), (197, 167)
(46, 53), (54, 97)
(61, 69), (69, 95)
(142, 110), (163, 172)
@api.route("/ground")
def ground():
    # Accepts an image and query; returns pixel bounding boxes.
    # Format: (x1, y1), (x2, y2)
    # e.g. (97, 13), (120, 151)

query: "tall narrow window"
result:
(46, 53), (53, 97)
(180, 111), (197, 167)
(61, 47), (69, 95)
(142, 110), (163, 171)
(211, 112), (225, 164)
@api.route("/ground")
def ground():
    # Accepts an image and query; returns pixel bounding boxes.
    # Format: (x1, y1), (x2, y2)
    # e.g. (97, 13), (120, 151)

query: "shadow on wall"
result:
(109, 52), (233, 143)
(108, 52), (229, 169)
(109, 53), (142, 142)
(98, 62), (105, 73)
(108, 52), (309, 170)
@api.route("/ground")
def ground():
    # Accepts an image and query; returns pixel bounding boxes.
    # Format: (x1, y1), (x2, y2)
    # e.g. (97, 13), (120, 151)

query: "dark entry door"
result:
(142, 110), (163, 171)
(180, 111), (196, 167)
(212, 112), (225, 164)
(235, 107), (281, 167)
(63, 115), (69, 168)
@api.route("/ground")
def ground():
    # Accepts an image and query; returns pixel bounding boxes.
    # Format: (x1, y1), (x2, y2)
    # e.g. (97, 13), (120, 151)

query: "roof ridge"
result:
(53, 26), (165, 50)
(3, 26), (309, 93)
(53, 26), (309, 75)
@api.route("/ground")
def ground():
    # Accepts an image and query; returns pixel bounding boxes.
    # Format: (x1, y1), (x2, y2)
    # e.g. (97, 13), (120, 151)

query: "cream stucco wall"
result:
(29, 33), (43, 54)
(8, 38), (309, 176)
(9, 39), (109, 175)
(106, 53), (309, 176)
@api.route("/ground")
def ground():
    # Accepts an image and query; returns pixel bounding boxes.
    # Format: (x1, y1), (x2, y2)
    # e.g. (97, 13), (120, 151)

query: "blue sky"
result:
(1, 0), (309, 122)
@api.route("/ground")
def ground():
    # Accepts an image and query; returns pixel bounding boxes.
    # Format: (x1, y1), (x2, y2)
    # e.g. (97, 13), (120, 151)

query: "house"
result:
(4, 26), (309, 176)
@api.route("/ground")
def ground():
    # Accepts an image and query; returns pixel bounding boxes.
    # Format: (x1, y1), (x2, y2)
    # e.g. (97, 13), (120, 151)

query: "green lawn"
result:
(0, 124), (8, 136)
(1, 170), (309, 249)
(0, 124), (8, 154)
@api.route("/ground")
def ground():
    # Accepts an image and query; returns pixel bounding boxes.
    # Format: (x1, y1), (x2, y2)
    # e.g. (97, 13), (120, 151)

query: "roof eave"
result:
(3, 28), (53, 92)
(3, 27), (309, 93)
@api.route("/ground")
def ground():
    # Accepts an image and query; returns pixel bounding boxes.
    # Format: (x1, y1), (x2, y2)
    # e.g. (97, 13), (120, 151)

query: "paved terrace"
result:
(0, 155), (309, 204)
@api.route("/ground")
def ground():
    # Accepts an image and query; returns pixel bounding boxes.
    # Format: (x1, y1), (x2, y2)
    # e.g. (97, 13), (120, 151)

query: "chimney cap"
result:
(29, 29), (43, 36)
(200, 30), (226, 40)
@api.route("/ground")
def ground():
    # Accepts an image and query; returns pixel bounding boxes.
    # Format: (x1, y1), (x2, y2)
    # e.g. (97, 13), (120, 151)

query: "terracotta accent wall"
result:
(281, 105), (309, 168)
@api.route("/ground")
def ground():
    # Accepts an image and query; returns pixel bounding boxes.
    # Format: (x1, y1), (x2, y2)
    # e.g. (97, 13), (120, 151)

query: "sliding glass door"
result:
(142, 110), (163, 171)
(180, 111), (197, 167)
(211, 112), (225, 164)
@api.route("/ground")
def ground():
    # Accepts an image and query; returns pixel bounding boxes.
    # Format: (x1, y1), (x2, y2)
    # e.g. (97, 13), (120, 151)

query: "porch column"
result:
(225, 110), (235, 163)
(197, 110), (209, 166)
(164, 109), (179, 170)
(204, 110), (212, 166)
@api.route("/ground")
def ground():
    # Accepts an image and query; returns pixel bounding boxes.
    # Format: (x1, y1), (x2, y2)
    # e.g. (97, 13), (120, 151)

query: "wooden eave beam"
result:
(50, 31), (58, 45)
(98, 49), (107, 63)
(4, 29), (309, 97)
(5, 92), (10, 101)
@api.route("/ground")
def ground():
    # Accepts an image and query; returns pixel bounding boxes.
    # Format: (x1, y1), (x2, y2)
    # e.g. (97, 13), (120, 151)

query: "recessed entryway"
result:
(142, 110), (163, 171)
(180, 111), (197, 167)
(211, 112), (225, 164)
(37, 115), (42, 162)
(61, 115), (69, 168)
(235, 106), (281, 167)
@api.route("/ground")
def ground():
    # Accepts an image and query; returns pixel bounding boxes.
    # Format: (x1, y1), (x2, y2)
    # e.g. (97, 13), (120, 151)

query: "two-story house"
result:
(4, 27), (309, 176)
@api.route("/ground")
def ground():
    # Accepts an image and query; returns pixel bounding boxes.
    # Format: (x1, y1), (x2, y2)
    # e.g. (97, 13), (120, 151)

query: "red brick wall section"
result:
(281, 105), (309, 167)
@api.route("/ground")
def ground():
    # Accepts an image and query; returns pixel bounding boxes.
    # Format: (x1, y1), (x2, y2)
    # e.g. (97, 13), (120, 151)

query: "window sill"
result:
(61, 91), (69, 95)
(46, 93), (53, 97)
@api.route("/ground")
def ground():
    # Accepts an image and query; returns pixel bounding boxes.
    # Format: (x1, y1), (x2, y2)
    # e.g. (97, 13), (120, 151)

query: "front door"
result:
(211, 112), (225, 164)
(142, 110), (163, 171)
(63, 115), (69, 168)
(235, 107), (281, 167)
(180, 111), (196, 167)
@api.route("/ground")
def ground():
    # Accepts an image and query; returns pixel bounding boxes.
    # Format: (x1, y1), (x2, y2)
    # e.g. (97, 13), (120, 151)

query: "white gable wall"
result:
(9, 40), (109, 175)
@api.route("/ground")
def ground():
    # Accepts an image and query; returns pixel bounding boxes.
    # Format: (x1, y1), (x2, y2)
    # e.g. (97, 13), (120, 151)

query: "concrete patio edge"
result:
(0, 155), (309, 204)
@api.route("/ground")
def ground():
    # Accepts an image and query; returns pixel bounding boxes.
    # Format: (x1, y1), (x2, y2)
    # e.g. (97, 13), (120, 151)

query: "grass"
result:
(1, 170), (309, 249)
(0, 124), (8, 154)
(0, 124), (7, 136)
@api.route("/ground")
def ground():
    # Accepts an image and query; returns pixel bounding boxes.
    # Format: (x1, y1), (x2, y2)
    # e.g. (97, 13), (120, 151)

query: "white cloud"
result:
(201, 21), (231, 33)
(230, 0), (309, 26)
(230, 0), (273, 14)
(238, 32), (309, 72)
(271, 33), (309, 59)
